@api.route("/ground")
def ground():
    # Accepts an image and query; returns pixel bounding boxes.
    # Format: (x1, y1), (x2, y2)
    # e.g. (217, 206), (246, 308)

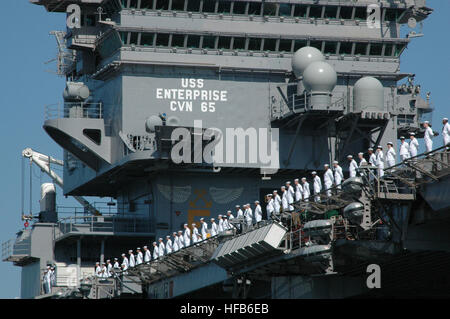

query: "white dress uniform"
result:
(349, 159), (358, 178)
(192, 227), (200, 243)
(295, 183), (303, 201)
(95, 265), (102, 278)
(178, 233), (185, 248)
(244, 207), (253, 226)
(266, 199), (274, 219)
(443, 122), (450, 146)
(223, 219), (230, 230)
(302, 182), (310, 201)
(236, 209), (243, 218)
(324, 168), (334, 196)
(313, 176), (322, 202)
(386, 148), (396, 167)
(281, 190), (289, 211)
(129, 253), (135, 268)
(144, 249), (151, 262)
(410, 138), (419, 157)
(273, 194), (281, 213)
(359, 158), (368, 167)
(101, 265), (108, 279)
(107, 262), (113, 277)
(211, 221), (218, 236)
(166, 239), (173, 254)
(113, 261), (120, 270)
(287, 185), (295, 210)
(334, 166), (344, 189)
(254, 204), (262, 223)
(172, 236), (179, 252)
(152, 246), (159, 260)
(121, 257), (129, 270)
(369, 153), (377, 167)
(376, 151), (385, 177)
(218, 218), (224, 232)
(183, 227), (191, 247)
(424, 126), (434, 152)
(158, 242), (165, 257)
(201, 222), (208, 240)
(400, 141), (410, 161)
(136, 251), (143, 265)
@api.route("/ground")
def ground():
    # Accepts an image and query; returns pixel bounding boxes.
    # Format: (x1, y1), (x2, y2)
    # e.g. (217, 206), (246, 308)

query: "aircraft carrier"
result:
(3, 0), (450, 299)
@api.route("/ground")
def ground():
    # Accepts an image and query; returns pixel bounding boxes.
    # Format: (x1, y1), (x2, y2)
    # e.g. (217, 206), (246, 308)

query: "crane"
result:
(22, 147), (100, 216)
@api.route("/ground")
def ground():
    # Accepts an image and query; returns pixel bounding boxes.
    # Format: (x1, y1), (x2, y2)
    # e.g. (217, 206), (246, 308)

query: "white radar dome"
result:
(353, 76), (384, 112)
(303, 61), (337, 93)
(291, 46), (325, 78)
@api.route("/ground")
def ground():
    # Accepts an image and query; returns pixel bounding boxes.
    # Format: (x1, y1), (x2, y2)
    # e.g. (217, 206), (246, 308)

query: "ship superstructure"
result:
(4, 0), (450, 299)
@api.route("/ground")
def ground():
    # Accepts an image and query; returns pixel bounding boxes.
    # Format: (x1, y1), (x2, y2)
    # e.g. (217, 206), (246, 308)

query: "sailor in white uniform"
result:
(218, 215), (224, 233)
(106, 260), (113, 277)
(158, 238), (165, 257)
(243, 204), (253, 229)
(301, 178), (310, 201)
(236, 205), (243, 218)
(323, 164), (334, 197)
(347, 155), (358, 178)
(192, 223), (200, 243)
(183, 223), (191, 247)
(399, 137), (410, 162)
(280, 186), (289, 212)
(177, 230), (185, 249)
(333, 161), (344, 189)
(286, 181), (295, 211)
(294, 178), (303, 201)
(311, 171), (322, 202)
(423, 121), (434, 153)
(368, 148), (377, 181)
(128, 250), (135, 268)
(442, 118), (450, 146)
(43, 267), (51, 294)
(376, 146), (385, 177)
(152, 242), (159, 260)
(210, 218), (218, 236)
(358, 152), (367, 167)
(273, 190), (281, 214)
(136, 248), (143, 266)
(254, 201), (263, 223)
(165, 235), (173, 254)
(386, 142), (396, 167)
(409, 133), (419, 158)
(101, 262), (108, 279)
(200, 218), (208, 240)
(121, 254), (129, 272)
(266, 194), (275, 220)
(95, 262), (102, 278)
(222, 216), (230, 231)
(143, 246), (151, 263)
(113, 258), (120, 277)
(172, 233), (179, 252)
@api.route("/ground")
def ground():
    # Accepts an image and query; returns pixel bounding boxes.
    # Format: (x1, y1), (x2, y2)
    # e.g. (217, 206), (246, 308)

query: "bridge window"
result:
(187, 0), (201, 12)
(279, 4), (292, 17)
(120, 32), (128, 44)
(263, 38), (277, 51)
(279, 39), (292, 52)
(129, 0), (138, 8)
(155, 0), (169, 10)
(369, 43), (383, 56)
(394, 44), (406, 57)
(217, 1), (232, 14)
(293, 4), (307, 18)
(129, 32), (138, 45)
(171, 34), (185, 47)
(384, 44), (393, 57)
(248, 38), (262, 51)
(233, 37), (246, 50)
(156, 33), (170, 46)
(202, 35), (216, 49)
(233, 1), (246, 14)
(171, 0), (185, 11)
(248, 2), (261, 15)
(263, 3), (278, 16)
(354, 7), (366, 20)
(324, 41), (337, 54)
(354, 42), (367, 55)
(339, 6), (353, 19)
(310, 40), (323, 52)
(384, 9), (398, 22)
(140, 0), (153, 9)
(217, 36), (231, 49)
(308, 5), (322, 19)
(202, 0), (217, 13)
(339, 42), (353, 55)
(293, 39), (307, 52)
(187, 34), (201, 48)
(324, 6), (338, 19)
(141, 33), (155, 46)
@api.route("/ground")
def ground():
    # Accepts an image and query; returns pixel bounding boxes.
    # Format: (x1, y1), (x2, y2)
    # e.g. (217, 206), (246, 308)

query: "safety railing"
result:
(56, 201), (118, 218)
(2, 237), (32, 261)
(45, 102), (103, 120)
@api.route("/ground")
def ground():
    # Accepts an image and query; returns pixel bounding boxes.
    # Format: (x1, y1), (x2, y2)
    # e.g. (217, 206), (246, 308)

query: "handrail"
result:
(45, 102), (103, 120)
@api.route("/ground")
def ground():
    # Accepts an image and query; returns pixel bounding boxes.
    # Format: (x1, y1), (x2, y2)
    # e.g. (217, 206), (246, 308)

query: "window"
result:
(171, 34), (185, 47)
(129, 0), (138, 8)
(129, 32), (138, 45)
(202, 35), (216, 49)
(293, 5), (307, 18)
(384, 9), (398, 22)
(354, 42), (367, 55)
(324, 6), (338, 19)
(263, 3), (277, 16)
(155, 0), (169, 10)
(309, 5), (322, 19)
(187, 35), (201, 48)
(202, 0), (216, 13)
(339, 6), (353, 19)
(394, 44), (406, 57)
(120, 32), (128, 44)
(248, 2), (261, 15)
(248, 38), (262, 51)
(384, 44), (393, 57)
(121, 0), (127, 8)
(279, 39), (292, 52)
(171, 0), (185, 11)
(156, 33), (170, 46)
(324, 42), (337, 54)
(369, 43), (383, 56)
(140, 0), (153, 9)
(310, 40), (323, 52)
(293, 40), (307, 52)
(339, 42), (353, 55)
(279, 4), (292, 17)
(233, 37), (246, 50)
(187, 0), (200, 12)
(217, 1), (231, 13)
(263, 38), (277, 51)
(218, 36), (231, 49)
(141, 33), (154, 46)
(233, 1), (246, 14)
(354, 7), (366, 20)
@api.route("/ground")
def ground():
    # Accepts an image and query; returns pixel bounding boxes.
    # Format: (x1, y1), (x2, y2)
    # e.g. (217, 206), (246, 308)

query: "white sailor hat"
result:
(235, 205), (240, 208)
(128, 249), (133, 253)
(121, 253), (125, 256)
(400, 136), (405, 140)
(95, 262), (99, 265)
(324, 163), (329, 167)
(368, 147), (374, 151)
(211, 217), (215, 221)
(107, 259), (111, 262)
(246, 203), (250, 206)
(333, 160), (338, 164)
(158, 237), (163, 241)
(173, 232), (177, 235)
(153, 241), (157, 244)
(281, 186), (286, 189)
(200, 217), (204, 221)
(218, 214), (222, 217)
(143, 246), (147, 249)
(227, 210), (231, 213)
(347, 155), (353, 159)
(273, 190), (278, 193)
(358, 152), (364, 156)
(266, 193), (272, 197)
(301, 177), (307, 181)
(102, 262), (106, 265)
(444, 118), (448, 121)
(191, 222), (196, 226)
(424, 121), (429, 124)
(286, 181), (291, 184)
(166, 235), (170, 238)
(114, 258), (118, 261)
(377, 145), (383, 149)
(387, 142), (393, 146)
(178, 230), (183, 233)
(409, 132), (415, 136)
(254, 200), (259, 204)
(311, 171), (317, 175)
(223, 216), (227, 219)
(184, 223), (188, 226)
(294, 178), (299, 182)
(136, 247), (141, 250)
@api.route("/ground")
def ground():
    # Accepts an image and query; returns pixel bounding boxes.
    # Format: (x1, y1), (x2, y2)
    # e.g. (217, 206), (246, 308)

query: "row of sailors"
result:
(43, 265), (56, 293)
